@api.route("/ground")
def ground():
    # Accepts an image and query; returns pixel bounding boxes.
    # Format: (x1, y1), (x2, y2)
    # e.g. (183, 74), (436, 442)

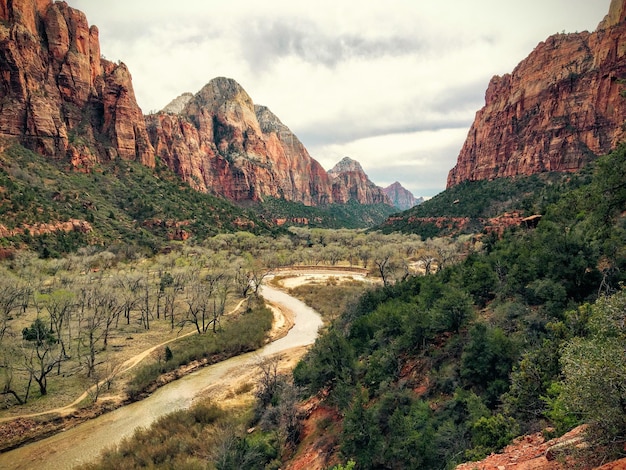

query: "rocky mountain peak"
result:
(0, 0), (154, 167)
(597, 0), (626, 30)
(160, 92), (193, 114)
(328, 156), (365, 175)
(383, 182), (423, 211)
(185, 77), (254, 115)
(328, 157), (391, 206)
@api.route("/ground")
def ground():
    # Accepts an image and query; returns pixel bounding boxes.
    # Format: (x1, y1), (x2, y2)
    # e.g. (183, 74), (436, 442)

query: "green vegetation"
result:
(253, 197), (396, 229)
(0, 144), (271, 256)
(78, 401), (238, 470)
(292, 146), (626, 468)
(379, 171), (593, 237)
(0, 144), (399, 258)
(4, 137), (626, 469)
(127, 298), (273, 400)
(283, 279), (370, 322)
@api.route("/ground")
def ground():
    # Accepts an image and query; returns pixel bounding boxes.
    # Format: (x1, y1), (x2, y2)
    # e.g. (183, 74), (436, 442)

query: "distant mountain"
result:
(0, 1), (400, 213)
(328, 157), (392, 206)
(382, 181), (423, 211)
(447, 0), (626, 187)
(148, 81), (393, 207)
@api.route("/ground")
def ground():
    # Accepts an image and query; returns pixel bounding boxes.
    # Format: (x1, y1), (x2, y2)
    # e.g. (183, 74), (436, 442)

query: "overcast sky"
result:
(71, 1), (611, 197)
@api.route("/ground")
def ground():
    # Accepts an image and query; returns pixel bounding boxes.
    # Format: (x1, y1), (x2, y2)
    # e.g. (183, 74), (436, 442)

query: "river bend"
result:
(0, 284), (322, 470)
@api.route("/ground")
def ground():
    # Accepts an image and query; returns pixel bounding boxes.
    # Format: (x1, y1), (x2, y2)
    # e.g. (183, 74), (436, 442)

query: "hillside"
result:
(285, 144), (626, 469)
(378, 171), (591, 238)
(0, 0), (395, 239)
(0, 143), (270, 256)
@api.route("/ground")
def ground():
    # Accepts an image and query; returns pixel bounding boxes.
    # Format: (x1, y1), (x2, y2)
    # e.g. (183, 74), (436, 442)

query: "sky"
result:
(71, 1), (612, 198)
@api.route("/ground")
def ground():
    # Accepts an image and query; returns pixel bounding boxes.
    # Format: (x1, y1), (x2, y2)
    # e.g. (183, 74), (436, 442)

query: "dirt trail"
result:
(0, 298), (249, 423)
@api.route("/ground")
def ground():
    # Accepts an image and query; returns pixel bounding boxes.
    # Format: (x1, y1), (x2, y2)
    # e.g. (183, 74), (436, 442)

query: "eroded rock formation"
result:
(447, 0), (626, 187)
(0, 0), (154, 167)
(328, 157), (391, 205)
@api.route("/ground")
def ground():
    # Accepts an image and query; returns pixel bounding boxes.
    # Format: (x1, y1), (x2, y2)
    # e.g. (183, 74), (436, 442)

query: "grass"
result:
(286, 279), (370, 323)
(126, 299), (273, 399)
(77, 399), (249, 470)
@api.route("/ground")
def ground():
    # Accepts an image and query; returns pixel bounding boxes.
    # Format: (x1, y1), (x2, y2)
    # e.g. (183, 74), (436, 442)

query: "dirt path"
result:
(0, 297), (249, 423)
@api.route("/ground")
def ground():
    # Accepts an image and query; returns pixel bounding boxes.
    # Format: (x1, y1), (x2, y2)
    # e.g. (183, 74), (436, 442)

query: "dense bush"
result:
(289, 146), (626, 469)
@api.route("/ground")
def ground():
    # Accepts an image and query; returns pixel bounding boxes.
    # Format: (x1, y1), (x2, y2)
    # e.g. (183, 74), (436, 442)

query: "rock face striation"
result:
(146, 78), (335, 204)
(147, 79), (392, 206)
(0, 0), (154, 168)
(328, 157), (391, 206)
(447, 0), (626, 187)
(383, 181), (423, 211)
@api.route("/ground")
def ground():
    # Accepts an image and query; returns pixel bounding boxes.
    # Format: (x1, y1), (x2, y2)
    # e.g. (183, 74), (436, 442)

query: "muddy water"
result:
(0, 284), (322, 470)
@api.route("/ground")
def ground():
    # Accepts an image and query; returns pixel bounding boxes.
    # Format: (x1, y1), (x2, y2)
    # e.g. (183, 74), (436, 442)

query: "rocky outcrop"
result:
(0, 1), (392, 208)
(0, 219), (92, 238)
(447, 0), (626, 187)
(147, 78), (388, 206)
(0, 0), (154, 167)
(328, 157), (391, 205)
(383, 181), (423, 211)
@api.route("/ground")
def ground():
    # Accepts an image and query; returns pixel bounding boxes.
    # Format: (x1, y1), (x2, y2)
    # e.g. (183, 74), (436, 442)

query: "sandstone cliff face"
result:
(0, 0), (154, 167)
(447, 0), (626, 187)
(148, 77), (353, 205)
(328, 157), (391, 205)
(383, 181), (423, 211)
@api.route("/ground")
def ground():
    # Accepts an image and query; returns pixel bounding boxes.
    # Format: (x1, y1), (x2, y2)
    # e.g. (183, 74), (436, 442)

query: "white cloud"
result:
(71, 0), (612, 197)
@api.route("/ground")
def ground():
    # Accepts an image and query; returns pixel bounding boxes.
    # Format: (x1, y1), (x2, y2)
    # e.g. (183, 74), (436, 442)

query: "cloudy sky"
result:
(71, 1), (611, 197)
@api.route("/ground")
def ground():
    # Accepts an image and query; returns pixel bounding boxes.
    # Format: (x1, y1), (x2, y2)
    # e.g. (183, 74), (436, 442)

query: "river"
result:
(0, 284), (322, 470)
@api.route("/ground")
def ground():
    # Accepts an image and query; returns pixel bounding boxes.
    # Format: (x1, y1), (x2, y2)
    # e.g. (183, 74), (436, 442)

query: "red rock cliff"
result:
(147, 77), (380, 206)
(447, 0), (626, 187)
(0, 0), (154, 167)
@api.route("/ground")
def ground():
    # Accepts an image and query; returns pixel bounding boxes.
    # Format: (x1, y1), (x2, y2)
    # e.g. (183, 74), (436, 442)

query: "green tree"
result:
(559, 291), (626, 449)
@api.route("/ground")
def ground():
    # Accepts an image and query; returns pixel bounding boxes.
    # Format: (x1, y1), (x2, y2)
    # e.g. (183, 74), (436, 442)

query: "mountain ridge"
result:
(0, 1), (397, 213)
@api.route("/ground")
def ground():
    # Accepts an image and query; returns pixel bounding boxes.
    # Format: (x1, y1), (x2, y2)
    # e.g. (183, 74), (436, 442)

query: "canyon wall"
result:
(447, 0), (626, 187)
(0, 0), (154, 168)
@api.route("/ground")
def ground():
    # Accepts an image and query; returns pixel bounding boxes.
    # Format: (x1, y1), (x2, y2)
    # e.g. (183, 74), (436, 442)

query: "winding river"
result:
(0, 284), (323, 470)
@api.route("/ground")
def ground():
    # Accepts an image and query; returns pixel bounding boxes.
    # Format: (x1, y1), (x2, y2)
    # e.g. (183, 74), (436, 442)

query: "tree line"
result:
(0, 229), (461, 409)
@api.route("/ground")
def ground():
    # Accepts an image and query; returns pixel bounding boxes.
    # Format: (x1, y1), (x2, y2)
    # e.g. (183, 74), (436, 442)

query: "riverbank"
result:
(0, 295), (295, 454)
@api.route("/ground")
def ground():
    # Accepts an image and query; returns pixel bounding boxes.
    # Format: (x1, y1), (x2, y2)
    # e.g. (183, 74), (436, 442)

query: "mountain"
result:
(0, 1), (393, 213)
(160, 92), (193, 114)
(148, 81), (394, 207)
(447, 0), (626, 187)
(328, 157), (391, 205)
(0, 0), (154, 169)
(146, 78), (335, 205)
(382, 181), (423, 210)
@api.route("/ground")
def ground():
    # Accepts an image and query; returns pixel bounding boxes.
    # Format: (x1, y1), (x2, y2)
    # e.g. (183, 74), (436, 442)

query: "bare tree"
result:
(0, 343), (24, 405)
(39, 289), (75, 362)
(78, 301), (106, 379)
(181, 279), (209, 334)
(21, 317), (63, 396)
(0, 275), (25, 344)
(373, 248), (398, 287)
